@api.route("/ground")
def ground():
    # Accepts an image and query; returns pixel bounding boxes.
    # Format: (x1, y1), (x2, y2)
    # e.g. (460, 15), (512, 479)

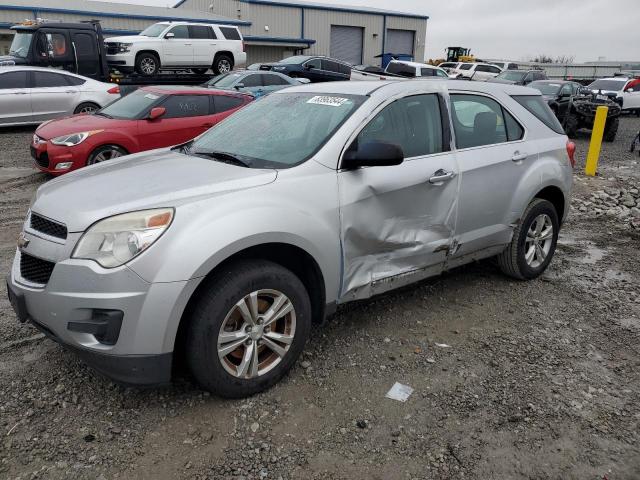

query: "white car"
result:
(438, 62), (462, 73)
(451, 63), (503, 81)
(0, 66), (120, 127)
(587, 77), (640, 113)
(384, 60), (449, 78)
(104, 21), (247, 76)
(490, 61), (520, 71)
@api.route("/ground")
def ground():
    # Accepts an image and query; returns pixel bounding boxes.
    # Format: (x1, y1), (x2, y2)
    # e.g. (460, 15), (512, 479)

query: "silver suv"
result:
(7, 80), (574, 398)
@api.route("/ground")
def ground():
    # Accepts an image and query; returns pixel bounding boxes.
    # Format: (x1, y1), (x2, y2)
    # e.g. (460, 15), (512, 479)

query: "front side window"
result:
(36, 32), (68, 59)
(191, 92), (365, 168)
(9, 32), (33, 58)
(0, 71), (27, 89)
(33, 71), (70, 88)
(436, 69), (449, 78)
(451, 94), (523, 148)
(352, 94), (444, 159)
(98, 89), (165, 119)
(140, 23), (168, 37)
(240, 74), (263, 87)
(161, 95), (210, 118)
(512, 95), (564, 134)
(305, 58), (321, 69)
(421, 68), (435, 77)
(213, 95), (245, 113)
(560, 84), (573, 96)
(168, 25), (190, 39)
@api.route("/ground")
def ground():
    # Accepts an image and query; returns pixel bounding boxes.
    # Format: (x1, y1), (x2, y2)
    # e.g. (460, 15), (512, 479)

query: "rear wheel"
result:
(186, 260), (311, 398)
(135, 53), (159, 76)
(498, 199), (559, 280)
(74, 102), (100, 114)
(87, 145), (128, 165)
(603, 117), (619, 142)
(212, 54), (233, 75)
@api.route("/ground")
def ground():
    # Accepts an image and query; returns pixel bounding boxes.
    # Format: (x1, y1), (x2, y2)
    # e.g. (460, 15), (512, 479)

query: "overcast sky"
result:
(99, 0), (638, 62)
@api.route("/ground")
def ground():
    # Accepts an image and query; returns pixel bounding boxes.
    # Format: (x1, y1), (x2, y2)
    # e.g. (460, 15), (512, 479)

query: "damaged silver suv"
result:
(7, 80), (574, 397)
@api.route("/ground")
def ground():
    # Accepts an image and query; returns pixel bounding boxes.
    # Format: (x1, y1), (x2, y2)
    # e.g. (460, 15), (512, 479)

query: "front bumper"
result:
(7, 228), (194, 385)
(106, 53), (135, 68)
(31, 137), (89, 175)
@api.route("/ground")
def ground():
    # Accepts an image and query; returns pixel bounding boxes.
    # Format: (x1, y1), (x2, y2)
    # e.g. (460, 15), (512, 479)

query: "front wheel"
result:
(186, 260), (311, 398)
(87, 145), (128, 165)
(498, 198), (559, 280)
(135, 53), (159, 76)
(74, 102), (100, 114)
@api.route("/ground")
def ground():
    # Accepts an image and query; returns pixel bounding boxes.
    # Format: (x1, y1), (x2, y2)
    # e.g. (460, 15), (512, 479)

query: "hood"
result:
(0, 55), (25, 66)
(105, 35), (156, 44)
(31, 149), (278, 232)
(36, 114), (121, 140)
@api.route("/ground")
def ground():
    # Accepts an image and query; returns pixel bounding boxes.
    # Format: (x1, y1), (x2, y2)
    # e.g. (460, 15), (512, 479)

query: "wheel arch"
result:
(532, 185), (566, 223)
(136, 50), (161, 65)
(213, 50), (234, 64)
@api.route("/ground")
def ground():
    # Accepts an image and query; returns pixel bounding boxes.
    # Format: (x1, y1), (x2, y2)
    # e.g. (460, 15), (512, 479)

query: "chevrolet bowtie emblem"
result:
(17, 232), (30, 249)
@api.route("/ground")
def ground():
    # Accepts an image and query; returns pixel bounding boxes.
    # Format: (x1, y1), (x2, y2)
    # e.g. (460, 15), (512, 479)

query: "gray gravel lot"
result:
(0, 117), (639, 480)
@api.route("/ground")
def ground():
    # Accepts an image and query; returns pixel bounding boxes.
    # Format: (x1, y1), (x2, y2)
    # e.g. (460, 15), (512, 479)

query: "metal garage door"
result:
(330, 25), (363, 65)
(386, 29), (415, 55)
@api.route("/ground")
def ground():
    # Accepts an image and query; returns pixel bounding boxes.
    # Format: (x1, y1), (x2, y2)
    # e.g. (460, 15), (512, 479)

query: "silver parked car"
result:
(7, 80), (574, 397)
(204, 70), (308, 97)
(0, 66), (120, 127)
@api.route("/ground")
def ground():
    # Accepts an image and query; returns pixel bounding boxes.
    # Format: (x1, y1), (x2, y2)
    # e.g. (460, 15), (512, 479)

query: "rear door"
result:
(162, 25), (193, 67)
(0, 70), (32, 125)
(338, 93), (458, 299)
(30, 70), (80, 121)
(189, 25), (216, 67)
(70, 30), (99, 79)
(137, 94), (211, 150)
(448, 92), (527, 257)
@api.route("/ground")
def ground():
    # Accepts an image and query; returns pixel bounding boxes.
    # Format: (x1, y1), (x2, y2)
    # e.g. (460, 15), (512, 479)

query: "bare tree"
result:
(555, 55), (575, 64)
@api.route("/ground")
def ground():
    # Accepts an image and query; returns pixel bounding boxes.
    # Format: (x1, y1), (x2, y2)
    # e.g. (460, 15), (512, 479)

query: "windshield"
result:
(9, 32), (33, 58)
(588, 79), (626, 92)
(140, 23), (168, 37)
(190, 92), (366, 168)
(98, 89), (164, 119)
(497, 70), (526, 81)
(207, 72), (243, 88)
(277, 56), (309, 65)
(529, 82), (562, 95)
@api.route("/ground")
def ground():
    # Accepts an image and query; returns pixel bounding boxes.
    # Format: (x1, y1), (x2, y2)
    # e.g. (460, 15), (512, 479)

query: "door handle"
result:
(428, 169), (456, 184)
(511, 151), (528, 162)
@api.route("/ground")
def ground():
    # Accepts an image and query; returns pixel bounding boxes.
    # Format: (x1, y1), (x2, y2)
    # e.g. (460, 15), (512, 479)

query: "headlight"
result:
(118, 43), (133, 53)
(51, 130), (103, 146)
(272, 66), (286, 70)
(72, 208), (174, 268)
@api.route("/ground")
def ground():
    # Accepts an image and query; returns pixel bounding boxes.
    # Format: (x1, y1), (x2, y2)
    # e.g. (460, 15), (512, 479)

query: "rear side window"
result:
(0, 71), (27, 89)
(219, 27), (241, 40)
(450, 94), (524, 148)
(353, 94), (444, 158)
(241, 74), (263, 87)
(512, 95), (564, 134)
(385, 62), (415, 77)
(65, 75), (86, 86)
(420, 68), (435, 77)
(161, 95), (210, 118)
(189, 25), (215, 39)
(262, 74), (289, 86)
(214, 95), (245, 113)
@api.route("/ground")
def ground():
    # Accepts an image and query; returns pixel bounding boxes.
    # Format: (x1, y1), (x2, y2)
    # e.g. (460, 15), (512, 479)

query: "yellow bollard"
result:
(584, 106), (609, 176)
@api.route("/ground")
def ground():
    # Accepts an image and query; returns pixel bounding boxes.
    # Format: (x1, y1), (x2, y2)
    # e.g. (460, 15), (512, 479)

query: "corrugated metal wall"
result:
(245, 45), (294, 64)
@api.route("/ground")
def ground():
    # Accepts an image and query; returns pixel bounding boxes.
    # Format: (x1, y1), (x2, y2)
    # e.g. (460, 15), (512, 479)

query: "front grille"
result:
(30, 146), (50, 168)
(30, 213), (67, 239)
(20, 252), (56, 285)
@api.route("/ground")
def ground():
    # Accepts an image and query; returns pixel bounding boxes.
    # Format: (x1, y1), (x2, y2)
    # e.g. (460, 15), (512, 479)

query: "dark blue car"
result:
(251, 55), (351, 83)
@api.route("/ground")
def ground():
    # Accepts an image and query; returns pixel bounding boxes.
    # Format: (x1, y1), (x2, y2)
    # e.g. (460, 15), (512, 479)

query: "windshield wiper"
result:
(191, 150), (251, 168)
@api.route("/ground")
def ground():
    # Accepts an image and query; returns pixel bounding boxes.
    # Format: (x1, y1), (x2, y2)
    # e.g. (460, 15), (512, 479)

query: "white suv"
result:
(452, 63), (503, 81)
(105, 22), (246, 76)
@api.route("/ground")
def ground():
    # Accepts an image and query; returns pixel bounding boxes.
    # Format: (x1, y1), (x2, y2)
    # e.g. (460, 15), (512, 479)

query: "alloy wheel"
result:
(90, 148), (124, 164)
(524, 213), (553, 268)
(217, 289), (296, 379)
(141, 57), (156, 75)
(218, 59), (231, 73)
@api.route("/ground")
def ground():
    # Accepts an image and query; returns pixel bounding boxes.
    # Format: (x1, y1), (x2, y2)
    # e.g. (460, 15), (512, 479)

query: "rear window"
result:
(219, 27), (241, 40)
(512, 95), (564, 134)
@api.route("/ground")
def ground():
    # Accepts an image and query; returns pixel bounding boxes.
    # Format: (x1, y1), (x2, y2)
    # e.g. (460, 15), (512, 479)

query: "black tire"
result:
(564, 113), (579, 138)
(87, 145), (128, 166)
(212, 54), (233, 75)
(135, 52), (160, 76)
(497, 198), (560, 280)
(191, 68), (208, 75)
(186, 260), (311, 398)
(74, 102), (100, 114)
(603, 117), (619, 142)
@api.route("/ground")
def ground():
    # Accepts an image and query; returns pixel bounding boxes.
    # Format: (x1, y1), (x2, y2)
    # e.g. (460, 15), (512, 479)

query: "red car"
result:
(31, 86), (253, 175)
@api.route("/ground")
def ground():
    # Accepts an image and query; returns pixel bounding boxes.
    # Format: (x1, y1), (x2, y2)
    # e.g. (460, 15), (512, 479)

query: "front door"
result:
(0, 70), (32, 125)
(448, 92), (527, 258)
(338, 93), (458, 300)
(29, 70), (79, 121)
(162, 25), (193, 67)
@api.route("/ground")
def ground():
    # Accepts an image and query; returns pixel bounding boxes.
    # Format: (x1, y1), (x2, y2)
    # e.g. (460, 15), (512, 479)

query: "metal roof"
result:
(174, 0), (428, 20)
(2, 0), (250, 26)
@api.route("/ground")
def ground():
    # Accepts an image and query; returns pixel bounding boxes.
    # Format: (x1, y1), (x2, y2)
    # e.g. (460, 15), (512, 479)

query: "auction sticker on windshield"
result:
(307, 96), (350, 107)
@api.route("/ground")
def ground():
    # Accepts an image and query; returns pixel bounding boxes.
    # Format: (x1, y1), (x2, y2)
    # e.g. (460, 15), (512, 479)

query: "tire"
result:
(74, 102), (100, 114)
(603, 117), (619, 143)
(87, 145), (128, 166)
(497, 198), (559, 280)
(564, 113), (579, 138)
(212, 54), (233, 75)
(186, 260), (312, 398)
(135, 52), (159, 76)
(191, 68), (208, 75)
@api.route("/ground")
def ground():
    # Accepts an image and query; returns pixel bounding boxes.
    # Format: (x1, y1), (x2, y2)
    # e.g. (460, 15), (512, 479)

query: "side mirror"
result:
(165, 32), (175, 39)
(304, 63), (314, 70)
(148, 107), (166, 120)
(559, 92), (570, 98)
(342, 141), (404, 169)
(627, 88), (635, 93)
(234, 82), (245, 89)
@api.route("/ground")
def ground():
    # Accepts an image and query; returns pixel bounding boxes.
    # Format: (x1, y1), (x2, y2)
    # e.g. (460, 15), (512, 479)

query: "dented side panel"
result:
(337, 153), (459, 301)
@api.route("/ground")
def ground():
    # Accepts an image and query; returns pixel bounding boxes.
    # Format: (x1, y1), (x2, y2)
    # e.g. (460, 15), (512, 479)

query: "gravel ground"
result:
(0, 117), (639, 480)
